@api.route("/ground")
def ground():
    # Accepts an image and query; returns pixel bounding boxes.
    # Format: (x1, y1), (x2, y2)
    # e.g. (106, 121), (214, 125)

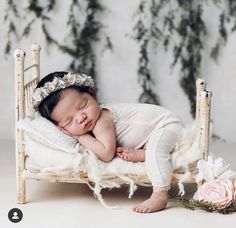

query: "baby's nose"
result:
(77, 113), (86, 124)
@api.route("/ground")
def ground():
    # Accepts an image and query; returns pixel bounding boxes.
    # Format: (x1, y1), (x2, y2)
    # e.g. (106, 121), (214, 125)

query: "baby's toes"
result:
(141, 207), (150, 213)
(136, 206), (144, 213)
(115, 147), (124, 153)
(132, 206), (139, 213)
(121, 154), (129, 161)
(139, 206), (149, 213)
(116, 153), (123, 158)
(117, 153), (128, 161)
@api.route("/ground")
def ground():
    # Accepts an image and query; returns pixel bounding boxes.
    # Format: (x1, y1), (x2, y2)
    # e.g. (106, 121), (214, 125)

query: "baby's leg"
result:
(116, 147), (145, 162)
(133, 123), (183, 213)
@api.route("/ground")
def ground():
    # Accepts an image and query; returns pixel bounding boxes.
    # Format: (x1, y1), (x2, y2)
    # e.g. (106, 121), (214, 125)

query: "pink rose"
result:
(194, 178), (235, 209)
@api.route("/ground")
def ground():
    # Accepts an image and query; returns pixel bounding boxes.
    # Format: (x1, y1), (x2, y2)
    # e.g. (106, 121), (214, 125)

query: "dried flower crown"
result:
(32, 72), (95, 109)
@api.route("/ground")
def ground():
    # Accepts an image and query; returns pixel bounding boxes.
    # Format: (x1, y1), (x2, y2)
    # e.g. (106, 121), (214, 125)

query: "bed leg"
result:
(17, 180), (26, 204)
(16, 130), (26, 204)
(16, 138), (26, 204)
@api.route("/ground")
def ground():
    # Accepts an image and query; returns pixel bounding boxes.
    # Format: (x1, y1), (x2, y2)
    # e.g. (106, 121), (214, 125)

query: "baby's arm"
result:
(77, 110), (116, 162)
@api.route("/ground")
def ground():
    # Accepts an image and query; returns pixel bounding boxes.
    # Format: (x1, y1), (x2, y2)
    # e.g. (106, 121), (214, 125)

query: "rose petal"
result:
(194, 178), (234, 209)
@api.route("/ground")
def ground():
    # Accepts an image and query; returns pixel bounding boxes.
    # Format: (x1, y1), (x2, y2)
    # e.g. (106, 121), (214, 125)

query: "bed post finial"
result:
(31, 43), (41, 51)
(14, 48), (25, 60)
(196, 78), (206, 120)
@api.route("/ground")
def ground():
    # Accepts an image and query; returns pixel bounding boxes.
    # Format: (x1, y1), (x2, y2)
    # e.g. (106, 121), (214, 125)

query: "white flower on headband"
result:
(32, 72), (95, 109)
(33, 89), (43, 102)
(66, 73), (76, 84)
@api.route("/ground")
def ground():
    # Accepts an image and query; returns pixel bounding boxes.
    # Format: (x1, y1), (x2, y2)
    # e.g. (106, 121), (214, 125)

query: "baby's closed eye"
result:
(80, 101), (87, 109)
(65, 120), (72, 127)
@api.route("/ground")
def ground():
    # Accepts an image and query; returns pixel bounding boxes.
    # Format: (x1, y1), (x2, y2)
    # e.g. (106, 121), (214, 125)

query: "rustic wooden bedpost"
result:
(199, 90), (212, 161)
(196, 79), (212, 188)
(196, 79), (206, 120)
(197, 89), (212, 188)
(24, 44), (41, 112)
(31, 43), (41, 81)
(14, 48), (26, 204)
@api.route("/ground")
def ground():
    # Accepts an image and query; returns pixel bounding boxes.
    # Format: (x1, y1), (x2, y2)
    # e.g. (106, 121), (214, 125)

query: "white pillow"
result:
(24, 134), (83, 174)
(17, 114), (79, 153)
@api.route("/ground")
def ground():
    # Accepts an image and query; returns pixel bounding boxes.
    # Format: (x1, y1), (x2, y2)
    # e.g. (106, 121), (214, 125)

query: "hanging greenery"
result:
(4, 0), (236, 117)
(4, 0), (20, 55)
(132, 0), (206, 116)
(4, 0), (112, 84)
(132, 0), (236, 117)
(132, 1), (160, 105)
(174, 1), (206, 117)
(211, 0), (236, 61)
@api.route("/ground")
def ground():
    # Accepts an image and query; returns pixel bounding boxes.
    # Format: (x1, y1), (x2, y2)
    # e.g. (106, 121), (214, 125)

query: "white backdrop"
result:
(0, 0), (235, 142)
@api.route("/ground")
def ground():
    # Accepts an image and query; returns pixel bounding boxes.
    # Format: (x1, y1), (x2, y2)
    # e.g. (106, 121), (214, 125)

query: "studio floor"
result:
(0, 139), (235, 228)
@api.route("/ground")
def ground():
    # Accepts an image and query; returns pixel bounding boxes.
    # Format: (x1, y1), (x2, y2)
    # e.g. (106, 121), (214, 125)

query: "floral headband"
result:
(32, 72), (95, 109)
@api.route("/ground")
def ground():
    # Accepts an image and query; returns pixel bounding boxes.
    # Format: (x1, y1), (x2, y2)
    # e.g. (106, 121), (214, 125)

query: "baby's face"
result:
(51, 88), (101, 136)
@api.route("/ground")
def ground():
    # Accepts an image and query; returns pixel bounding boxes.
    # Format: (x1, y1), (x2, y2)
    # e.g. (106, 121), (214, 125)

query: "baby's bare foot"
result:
(116, 147), (145, 162)
(133, 191), (168, 213)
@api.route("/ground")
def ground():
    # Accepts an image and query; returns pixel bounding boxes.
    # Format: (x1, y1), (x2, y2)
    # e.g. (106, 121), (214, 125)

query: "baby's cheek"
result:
(70, 126), (84, 136)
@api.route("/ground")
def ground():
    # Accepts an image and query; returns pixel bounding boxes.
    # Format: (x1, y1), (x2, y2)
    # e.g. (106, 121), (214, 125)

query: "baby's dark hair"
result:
(36, 71), (96, 125)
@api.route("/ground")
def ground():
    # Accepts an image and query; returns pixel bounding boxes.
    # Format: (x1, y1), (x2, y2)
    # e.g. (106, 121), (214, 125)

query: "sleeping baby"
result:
(32, 71), (184, 213)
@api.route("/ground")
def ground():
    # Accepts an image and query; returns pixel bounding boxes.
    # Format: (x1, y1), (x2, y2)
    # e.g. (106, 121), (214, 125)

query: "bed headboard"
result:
(14, 44), (41, 202)
(14, 43), (41, 120)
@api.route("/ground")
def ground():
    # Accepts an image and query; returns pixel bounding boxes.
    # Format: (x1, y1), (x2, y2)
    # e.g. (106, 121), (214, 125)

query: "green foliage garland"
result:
(133, 0), (236, 117)
(211, 0), (236, 61)
(179, 198), (236, 214)
(133, 0), (207, 116)
(4, 0), (112, 84)
(132, 1), (160, 105)
(173, 1), (206, 117)
(4, 0), (20, 55)
(4, 0), (236, 116)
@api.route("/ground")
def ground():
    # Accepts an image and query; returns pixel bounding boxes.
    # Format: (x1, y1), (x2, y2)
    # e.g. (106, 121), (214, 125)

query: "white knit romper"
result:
(100, 103), (184, 191)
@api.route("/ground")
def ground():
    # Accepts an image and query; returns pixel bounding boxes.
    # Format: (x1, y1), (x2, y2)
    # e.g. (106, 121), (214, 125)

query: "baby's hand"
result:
(57, 126), (79, 140)
(57, 126), (71, 135)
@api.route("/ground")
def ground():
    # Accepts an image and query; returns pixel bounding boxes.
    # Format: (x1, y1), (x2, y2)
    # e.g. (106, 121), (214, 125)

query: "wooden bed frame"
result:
(14, 43), (212, 204)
